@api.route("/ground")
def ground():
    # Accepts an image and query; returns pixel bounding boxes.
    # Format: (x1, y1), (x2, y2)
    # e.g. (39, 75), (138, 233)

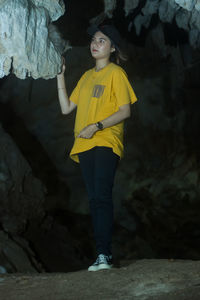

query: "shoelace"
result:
(97, 254), (108, 264)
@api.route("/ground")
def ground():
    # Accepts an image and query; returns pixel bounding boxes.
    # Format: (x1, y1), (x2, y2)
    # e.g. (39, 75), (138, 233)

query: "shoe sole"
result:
(88, 264), (113, 272)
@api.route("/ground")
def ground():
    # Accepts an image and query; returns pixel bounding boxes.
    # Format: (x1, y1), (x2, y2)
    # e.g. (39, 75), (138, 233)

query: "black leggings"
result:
(78, 146), (119, 255)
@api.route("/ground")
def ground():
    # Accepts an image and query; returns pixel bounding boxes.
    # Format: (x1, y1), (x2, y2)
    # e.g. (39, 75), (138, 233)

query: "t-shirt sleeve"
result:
(69, 72), (86, 105)
(113, 68), (137, 107)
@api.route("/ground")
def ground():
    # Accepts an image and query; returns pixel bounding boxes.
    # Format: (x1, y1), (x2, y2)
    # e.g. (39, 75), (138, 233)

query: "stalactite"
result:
(124, 0), (200, 48)
(0, 0), (69, 80)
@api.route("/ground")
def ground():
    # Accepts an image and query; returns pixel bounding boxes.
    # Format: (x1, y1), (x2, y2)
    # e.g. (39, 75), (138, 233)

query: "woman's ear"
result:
(111, 47), (116, 53)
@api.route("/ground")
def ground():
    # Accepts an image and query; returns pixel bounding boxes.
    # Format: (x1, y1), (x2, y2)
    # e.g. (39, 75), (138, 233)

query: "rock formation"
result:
(0, 230), (43, 273)
(0, 124), (47, 272)
(0, 0), (69, 80)
(0, 124), (45, 233)
(104, 0), (117, 17)
(100, 0), (200, 48)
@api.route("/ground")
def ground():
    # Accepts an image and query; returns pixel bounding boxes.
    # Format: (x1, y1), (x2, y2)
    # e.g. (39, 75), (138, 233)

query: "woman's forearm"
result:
(57, 74), (76, 114)
(77, 104), (131, 139)
(100, 103), (131, 129)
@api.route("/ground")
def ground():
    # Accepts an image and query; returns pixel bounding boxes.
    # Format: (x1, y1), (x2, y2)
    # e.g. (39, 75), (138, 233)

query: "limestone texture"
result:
(0, 0), (68, 80)
(124, 0), (139, 16)
(104, 0), (117, 18)
(158, 0), (179, 23)
(0, 124), (45, 234)
(90, 0), (117, 24)
(0, 231), (43, 273)
(175, 0), (197, 11)
(118, 0), (200, 48)
(92, 0), (200, 47)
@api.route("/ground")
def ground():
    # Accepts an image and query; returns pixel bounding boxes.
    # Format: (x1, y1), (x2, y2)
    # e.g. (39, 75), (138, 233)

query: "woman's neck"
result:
(95, 59), (110, 72)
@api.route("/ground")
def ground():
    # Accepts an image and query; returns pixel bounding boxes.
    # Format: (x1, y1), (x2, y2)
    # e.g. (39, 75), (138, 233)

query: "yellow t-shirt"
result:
(69, 63), (137, 163)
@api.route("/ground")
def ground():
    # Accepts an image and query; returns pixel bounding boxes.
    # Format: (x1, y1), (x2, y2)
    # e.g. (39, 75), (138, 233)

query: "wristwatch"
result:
(95, 121), (103, 130)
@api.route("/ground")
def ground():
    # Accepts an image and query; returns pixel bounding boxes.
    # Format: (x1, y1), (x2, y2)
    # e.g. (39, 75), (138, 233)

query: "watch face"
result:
(98, 122), (103, 130)
(96, 122), (103, 130)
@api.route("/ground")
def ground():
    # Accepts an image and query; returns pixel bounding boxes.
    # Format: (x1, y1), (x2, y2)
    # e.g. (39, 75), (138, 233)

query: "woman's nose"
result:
(92, 40), (99, 48)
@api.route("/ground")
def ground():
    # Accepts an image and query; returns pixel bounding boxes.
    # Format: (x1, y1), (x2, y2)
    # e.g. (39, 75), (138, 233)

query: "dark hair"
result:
(110, 43), (128, 65)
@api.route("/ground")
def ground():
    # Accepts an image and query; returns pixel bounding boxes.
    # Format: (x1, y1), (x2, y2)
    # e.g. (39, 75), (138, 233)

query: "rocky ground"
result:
(0, 259), (200, 300)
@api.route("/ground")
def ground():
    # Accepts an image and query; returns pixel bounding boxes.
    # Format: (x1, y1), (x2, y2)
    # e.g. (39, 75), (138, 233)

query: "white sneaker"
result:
(88, 254), (113, 272)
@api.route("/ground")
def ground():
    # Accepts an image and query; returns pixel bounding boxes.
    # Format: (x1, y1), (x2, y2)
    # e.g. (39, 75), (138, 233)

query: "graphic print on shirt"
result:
(92, 85), (105, 98)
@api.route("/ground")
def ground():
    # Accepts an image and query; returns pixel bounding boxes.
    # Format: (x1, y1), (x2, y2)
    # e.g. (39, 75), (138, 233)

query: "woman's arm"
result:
(100, 103), (131, 129)
(77, 103), (131, 139)
(57, 61), (77, 115)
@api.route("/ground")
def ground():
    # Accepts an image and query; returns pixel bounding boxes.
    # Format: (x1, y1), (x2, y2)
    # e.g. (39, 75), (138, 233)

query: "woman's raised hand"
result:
(58, 56), (66, 75)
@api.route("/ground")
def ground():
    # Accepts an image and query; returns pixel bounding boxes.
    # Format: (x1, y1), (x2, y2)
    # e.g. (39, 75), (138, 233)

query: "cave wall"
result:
(0, 124), (45, 233)
(0, 0), (200, 272)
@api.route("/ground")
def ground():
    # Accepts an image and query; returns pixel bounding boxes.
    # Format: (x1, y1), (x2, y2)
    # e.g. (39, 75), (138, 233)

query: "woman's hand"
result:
(77, 124), (98, 139)
(58, 56), (66, 76)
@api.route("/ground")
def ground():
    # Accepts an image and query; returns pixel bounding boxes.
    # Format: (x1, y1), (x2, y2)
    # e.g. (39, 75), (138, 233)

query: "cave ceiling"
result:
(101, 0), (200, 48)
(0, 0), (199, 80)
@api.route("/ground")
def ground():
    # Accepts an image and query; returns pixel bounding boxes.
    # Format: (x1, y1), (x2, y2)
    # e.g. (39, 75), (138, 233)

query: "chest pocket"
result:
(92, 85), (105, 98)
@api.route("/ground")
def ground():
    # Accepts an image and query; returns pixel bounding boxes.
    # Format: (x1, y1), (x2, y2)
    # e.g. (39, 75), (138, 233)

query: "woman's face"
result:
(90, 31), (115, 60)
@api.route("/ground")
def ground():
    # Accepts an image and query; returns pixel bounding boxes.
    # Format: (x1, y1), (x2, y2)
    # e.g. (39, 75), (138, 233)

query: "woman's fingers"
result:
(57, 57), (66, 75)
(59, 56), (66, 74)
(78, 125), (96, 139)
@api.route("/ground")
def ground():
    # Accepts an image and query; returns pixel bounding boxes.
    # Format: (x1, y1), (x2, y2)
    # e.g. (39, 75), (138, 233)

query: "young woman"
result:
(57, 24), (137, 271)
